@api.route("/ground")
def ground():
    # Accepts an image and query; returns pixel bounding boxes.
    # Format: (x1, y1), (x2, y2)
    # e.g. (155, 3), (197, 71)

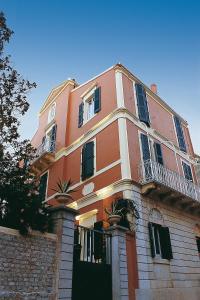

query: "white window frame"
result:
(80, 138), (96, 182)
(152, 223), (162, 258)
(82, 86), (97, 125)
(48, 102), (56, 124)
(181, 158), (194, 182)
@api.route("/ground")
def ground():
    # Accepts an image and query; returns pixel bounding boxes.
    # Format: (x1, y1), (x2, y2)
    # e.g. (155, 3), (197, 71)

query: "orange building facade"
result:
(31, 64), (200, 299)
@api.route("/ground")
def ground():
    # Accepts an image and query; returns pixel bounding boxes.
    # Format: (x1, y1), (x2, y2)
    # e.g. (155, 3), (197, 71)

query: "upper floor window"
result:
(148, 222), (173, 260)
(78, 87), (101, 127)
(182, 161), (193, 182)
(154, 142), (164, 165)
(140, 134), (164, 166)
(81, 141), (95, 181)
(174, 115), (187, 152)
(39, 172), (48, 202)
(48, 102), (56, 124)
(140, 133), (151, 162)
(135, 83), (150, 127)
(42, 124), (57, 153)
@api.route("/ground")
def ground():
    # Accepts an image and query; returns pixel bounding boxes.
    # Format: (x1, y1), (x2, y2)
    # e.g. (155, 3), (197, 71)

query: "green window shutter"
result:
(81, 141), (94, 180)
(141, 133), (151, 161)
(78, 102), (84, 128)
(135, 83), (150, 126)
(174, 116), (187, 152)
(196, 237), (200, 254)
(154, 143), (164, 165)
(50, 124), (57, 152)
(148, 222), (156, 258)
(159, 226), (173, 260)
(94, 87), (101, 113)
(39, 172), (48, 202)
(182, 162), (193, 182)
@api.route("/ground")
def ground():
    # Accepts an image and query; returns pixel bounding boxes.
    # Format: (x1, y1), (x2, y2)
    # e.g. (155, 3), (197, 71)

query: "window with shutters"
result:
(140, 133), (152, 179)
(43, 124), (57, 153)
(81, 140), (95, 181)
(148, 222), (173, 260)
(78, 86), (101, 127)
(196, 237), (200, 258)
(135, 83), (150, 127)
(174, 115), (187, 152)
(182, 161), (193, 182)
(154, 142), (164, 165)
(39, 172), (48, 202)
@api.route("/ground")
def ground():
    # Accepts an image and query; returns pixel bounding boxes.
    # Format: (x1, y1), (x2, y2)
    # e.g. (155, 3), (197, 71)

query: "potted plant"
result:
(113, 198), (140, 231)
(52, 179), (75, 205)
(104, 201), (123, 226)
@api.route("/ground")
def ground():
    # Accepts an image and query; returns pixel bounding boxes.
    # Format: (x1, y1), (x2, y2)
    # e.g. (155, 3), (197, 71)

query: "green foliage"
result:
(0, 12), (51, 235)
(52, 178), (75, 200)
(104, 201), (123, 216)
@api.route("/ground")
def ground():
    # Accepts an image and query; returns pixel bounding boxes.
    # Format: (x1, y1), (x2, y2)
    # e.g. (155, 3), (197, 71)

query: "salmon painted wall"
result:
(77, 191), (123, 224)
(122, 73), (195, 157)
(66, 69), (117, 146)
(122, 73), (136, 116)
(126, 120), (196, 182)
(47, 121), (121, 200)
(31, 82), (74, 151)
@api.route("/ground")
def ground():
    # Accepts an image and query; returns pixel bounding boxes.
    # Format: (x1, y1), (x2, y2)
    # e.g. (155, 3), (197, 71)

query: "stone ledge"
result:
(0, 226), (57, 240)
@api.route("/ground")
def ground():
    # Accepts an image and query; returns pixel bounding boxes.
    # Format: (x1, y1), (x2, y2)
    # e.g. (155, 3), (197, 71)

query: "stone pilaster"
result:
(49, 205), (78, 300)
(108, 225), (129, 300)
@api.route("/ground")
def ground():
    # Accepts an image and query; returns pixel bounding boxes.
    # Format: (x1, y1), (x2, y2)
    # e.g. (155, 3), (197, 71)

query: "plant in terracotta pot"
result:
(52, 179), (75, 205)
(113, 198), (140, 231)
(105, 201), (123, 226)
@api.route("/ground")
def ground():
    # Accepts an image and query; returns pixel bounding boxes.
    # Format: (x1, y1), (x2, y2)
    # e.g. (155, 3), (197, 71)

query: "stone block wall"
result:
(0, 226), (57, 299)
(128, 185), (200, 300)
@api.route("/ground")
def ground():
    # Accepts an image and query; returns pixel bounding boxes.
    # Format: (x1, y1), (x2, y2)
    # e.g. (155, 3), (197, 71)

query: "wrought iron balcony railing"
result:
(139, 160), (200, 203)
(35, 137), (56, 158)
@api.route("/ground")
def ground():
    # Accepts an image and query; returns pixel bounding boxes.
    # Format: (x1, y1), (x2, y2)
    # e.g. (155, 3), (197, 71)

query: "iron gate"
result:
(72, 225), (112, 300)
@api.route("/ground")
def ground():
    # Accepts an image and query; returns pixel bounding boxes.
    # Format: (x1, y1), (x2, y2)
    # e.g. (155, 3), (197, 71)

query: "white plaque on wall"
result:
(82, 182), (95, 196)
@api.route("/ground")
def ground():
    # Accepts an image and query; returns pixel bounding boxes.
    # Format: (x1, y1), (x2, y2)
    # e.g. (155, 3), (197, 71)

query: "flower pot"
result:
(55, 193), (71, 205)
(108, 214), (121, 226)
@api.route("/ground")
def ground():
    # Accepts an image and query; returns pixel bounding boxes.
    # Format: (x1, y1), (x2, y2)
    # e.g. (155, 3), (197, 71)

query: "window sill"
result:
(82, 113), (97, 126)
(152, 257), (170, 265)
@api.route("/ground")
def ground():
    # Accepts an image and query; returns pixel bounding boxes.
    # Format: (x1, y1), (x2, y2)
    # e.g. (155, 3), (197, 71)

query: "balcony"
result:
(31, 138), (55, 175)
(139, 160), (200, 214)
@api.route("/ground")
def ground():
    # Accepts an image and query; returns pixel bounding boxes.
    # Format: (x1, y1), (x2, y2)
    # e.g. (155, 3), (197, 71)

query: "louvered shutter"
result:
(135, 83), (150, 126)
(78, 102), (84, 127)
(154, 143), (164, 165)
(81, 141), (94, 180)
(49, 124), (57, 152)
(174, 116), (187, 152)
(141, 133), (152, 178)
(141, 134), (150, 161)
(196, 237), (200, 254)
(94, 87), (101, 113)
(94, 221), (104, 260)
(159, 226), (173, 260)
(148, 222), (156, 258)
(39, 172), (48, 202)
(182, 162), (193, 182)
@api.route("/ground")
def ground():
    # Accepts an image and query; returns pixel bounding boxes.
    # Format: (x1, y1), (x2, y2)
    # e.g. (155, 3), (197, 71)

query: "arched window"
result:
(48, 102), (56, 124)
(148, 208), (173, 260)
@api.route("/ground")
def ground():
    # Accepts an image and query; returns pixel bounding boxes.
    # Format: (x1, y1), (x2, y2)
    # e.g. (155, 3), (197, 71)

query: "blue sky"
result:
(1, 0), (200, 153)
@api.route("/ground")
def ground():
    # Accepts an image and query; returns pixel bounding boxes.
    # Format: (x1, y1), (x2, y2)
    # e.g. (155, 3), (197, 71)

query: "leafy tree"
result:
(0, 12), (51, 234)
